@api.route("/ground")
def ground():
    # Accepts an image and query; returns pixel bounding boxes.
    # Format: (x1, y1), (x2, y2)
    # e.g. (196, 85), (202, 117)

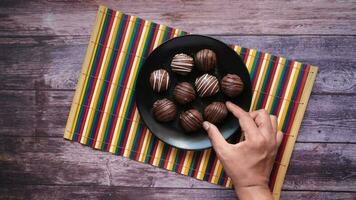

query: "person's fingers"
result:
(226, 102), (259, 140)
(270, 115), (278, 134)
(203, 121), (229, 153)
(249, 110), (274, 138)
(276, 131), (283, 147)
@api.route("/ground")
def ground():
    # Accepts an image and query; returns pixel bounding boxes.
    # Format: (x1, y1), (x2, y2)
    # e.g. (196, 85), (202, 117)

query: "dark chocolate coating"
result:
(195, 74), (219, 97)
(204, 102), (228, 124)
(152, 98), (177, 122)
(171, 53), (194, 75)
(195, 49), (217, 72)
(149, 69), (170, 93)
(221, 74), (244, 97)
(180, 109), (203, 132)
(173, 82), (196, 104)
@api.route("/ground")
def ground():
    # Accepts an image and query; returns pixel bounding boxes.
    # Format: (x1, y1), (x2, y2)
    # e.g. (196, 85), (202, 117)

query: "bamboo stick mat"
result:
(64, 6), (318, 199)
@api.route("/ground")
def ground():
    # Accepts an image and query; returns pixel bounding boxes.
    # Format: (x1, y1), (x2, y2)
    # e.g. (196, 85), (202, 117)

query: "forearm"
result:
(235, 185), (273, 200)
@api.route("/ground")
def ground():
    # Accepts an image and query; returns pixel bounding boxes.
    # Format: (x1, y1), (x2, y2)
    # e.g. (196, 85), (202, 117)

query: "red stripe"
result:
(148, 25), (160, 53)
(269, 65), (311, 189)
(177, 151), (187, 173)
(243, 48), (250, 63)
(163, 147), (173, 168)
(208, 157), (218, 182)
(251, 53), (265, 89)
(169, 28), (176, 39)
(193, 152), (205, 177)
(149, 141), (159, 164)
(77, 12), (115, 142)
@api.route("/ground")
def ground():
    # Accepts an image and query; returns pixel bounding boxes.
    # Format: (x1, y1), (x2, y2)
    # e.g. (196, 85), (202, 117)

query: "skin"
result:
(202, 101), (283, 200)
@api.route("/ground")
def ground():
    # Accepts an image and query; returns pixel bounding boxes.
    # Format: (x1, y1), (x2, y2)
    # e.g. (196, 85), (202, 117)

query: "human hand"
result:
(202, 101), (283, 200)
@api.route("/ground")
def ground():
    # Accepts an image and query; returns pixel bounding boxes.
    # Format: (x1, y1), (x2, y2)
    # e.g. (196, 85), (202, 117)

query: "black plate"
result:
(136, 35), (252, 150)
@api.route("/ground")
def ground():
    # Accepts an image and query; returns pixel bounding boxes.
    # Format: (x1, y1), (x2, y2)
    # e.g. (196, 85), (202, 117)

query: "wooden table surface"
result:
(1, 0), (355, 199)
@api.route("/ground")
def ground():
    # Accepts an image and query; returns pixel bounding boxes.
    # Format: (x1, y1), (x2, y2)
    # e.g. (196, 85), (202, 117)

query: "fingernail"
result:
(226, 101), (232, 106)
(203, 121), (210, 130)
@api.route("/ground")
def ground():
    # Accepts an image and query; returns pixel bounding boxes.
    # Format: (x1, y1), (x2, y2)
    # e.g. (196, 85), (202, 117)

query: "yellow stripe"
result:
(200, 149), (212, 179)
(245, 49), (256, 73)
(138, 129), (150, 162)
(152, 141), (164, 166)
(109, 16), (137, 153)
(211, 159), (222, 184)
(139, 129), (152, 161)
(265, 57), (285, 113)
(196, 149), (211, 180)
(167, 148), (178, 170)
(67, 7), (106, 140)
(182, 151), (193, 175)
(233, 45), (242, 56)
(226, 177), (233, 188)
(172, 28), (179, 37)
(81, 10), (119, 145)
(277, 62), (301, 129)
(154, 25), (166, 49)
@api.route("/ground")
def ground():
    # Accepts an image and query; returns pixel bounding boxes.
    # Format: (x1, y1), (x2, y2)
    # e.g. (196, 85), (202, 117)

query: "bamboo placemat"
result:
(64, 6), (318, 199)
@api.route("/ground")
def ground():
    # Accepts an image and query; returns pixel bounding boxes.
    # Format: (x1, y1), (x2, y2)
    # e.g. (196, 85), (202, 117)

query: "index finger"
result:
(226, 101), (259, 139)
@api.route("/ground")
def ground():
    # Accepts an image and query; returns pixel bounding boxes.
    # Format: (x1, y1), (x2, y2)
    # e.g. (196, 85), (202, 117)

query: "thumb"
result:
(203, 121), (229, 152)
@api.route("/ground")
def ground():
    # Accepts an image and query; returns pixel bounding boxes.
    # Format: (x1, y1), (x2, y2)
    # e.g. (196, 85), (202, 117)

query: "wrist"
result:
(234, 184), (273, 200)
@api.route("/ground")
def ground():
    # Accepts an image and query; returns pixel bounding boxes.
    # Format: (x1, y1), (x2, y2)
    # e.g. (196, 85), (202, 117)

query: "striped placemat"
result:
(64, 6), (318, 199)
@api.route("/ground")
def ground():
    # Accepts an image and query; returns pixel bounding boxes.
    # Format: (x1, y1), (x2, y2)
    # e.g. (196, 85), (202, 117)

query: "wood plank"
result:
(1, 35), (355, 94)
(1, 90), (355, 143)
(0, 137), (355, 191)
(0, 0), (355, 36)
(1, 185), (355, 200)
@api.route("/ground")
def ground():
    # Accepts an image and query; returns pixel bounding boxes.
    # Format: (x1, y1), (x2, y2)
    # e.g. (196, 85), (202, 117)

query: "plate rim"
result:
(135, 34), (251, 150)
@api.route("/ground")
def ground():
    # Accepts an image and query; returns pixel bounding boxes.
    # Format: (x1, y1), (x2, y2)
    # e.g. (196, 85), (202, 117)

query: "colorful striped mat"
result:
(64, 6), (318, 199)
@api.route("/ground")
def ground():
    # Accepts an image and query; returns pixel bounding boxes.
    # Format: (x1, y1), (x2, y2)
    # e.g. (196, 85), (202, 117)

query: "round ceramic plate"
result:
(136, 35), (252, 150)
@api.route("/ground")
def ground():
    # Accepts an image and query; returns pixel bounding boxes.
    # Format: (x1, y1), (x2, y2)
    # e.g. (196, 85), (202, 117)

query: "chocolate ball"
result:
(152, 98), (177, 122)
(195, 49), (217, 72)
(221, 74), (244, 97)
(195, 74), (219, 97)
(204, 102), (228, 124)
(149, 69), (170, 92)
(180, 109), (203, 132)
(171, 53), (194, 75)
(173, 82), (196, 104)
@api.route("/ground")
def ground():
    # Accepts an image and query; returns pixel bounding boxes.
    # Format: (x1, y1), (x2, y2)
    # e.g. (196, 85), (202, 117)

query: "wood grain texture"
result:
(0, 35), (355, 93)
(1, 137), (355, 191)
(1, 186), (355, 200)
(1, 90), (355, 143)
(0, 0), (355, 36)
